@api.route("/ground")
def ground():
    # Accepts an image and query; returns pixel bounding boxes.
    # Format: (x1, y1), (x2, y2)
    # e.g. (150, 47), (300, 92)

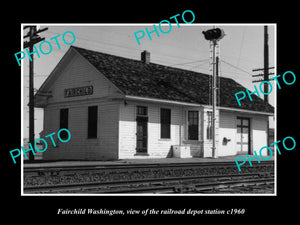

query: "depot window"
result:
(59, 108), (69, 139)
(207, 111), (213, 140)
(188, 111), (199, 140)
(160, 108), (171, 139)
(88, 106), (98, 138)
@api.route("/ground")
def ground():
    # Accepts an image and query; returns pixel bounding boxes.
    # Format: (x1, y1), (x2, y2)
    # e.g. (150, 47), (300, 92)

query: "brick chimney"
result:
(141, 50), (150, 64)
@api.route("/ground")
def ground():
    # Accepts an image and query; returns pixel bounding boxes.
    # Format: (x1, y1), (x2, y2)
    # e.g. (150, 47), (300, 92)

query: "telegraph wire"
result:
(236, 26), (246, 69)
(27, 28), (259, 87)
(35, 27), (268, 76)
(220, 59), (252, 76)
(167, 58), (209, 67)
(44, 29), (208, 65)
(43, 28), (255, 75)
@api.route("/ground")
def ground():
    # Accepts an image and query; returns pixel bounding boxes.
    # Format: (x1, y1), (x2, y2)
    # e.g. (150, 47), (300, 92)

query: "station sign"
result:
(64, 86), (93, 98)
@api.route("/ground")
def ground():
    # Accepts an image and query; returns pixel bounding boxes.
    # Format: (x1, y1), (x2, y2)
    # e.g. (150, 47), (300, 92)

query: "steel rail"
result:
(24, 171), (274, 194)
(24, 160), (274, 172)
(104, 177), (274, 194)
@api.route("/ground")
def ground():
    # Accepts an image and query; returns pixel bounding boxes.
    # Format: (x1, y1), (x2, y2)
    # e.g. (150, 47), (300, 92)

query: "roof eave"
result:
(124, 95), (203, 107)
(125, 95), (274, 115)
(218, 106), (274, 116)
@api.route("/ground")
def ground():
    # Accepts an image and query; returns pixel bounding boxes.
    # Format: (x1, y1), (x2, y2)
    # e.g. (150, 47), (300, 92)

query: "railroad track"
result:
(90, 173), (274, 194)
(172, 176), (274, 194)
(23, 161), (274, 194)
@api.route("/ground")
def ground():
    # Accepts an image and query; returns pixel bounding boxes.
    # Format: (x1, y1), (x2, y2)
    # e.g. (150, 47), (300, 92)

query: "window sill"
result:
(159, 138), (172, 141)
(183, 140), (203, 144)
(134, 153), (149, 156)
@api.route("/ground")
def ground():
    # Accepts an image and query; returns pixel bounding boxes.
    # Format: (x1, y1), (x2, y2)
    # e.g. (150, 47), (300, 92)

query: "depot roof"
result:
(72, 46), (274, 113)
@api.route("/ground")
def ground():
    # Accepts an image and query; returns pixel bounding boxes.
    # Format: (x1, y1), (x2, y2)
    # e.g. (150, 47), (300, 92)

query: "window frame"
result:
(137, 106), (147, 116)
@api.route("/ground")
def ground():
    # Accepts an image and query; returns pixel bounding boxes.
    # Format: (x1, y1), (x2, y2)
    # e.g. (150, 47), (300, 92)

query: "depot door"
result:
(236, 117), (251, 154)
(136, 106), (148, 154)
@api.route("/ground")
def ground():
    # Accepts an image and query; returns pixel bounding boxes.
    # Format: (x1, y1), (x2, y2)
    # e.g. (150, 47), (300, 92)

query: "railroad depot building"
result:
(35, 46), (274, 160)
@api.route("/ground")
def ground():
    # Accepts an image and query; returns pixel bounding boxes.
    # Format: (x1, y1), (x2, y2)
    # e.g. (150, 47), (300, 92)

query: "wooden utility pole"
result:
(28, 27), (35, 161)
(263, 25), (269, 103)
(252, 26), (274, 103)
(23, 25), (48, 161)
(252, 25), (273, 153)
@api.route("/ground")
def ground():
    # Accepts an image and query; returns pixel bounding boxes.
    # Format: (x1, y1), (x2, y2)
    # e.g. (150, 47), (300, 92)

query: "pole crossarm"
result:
(252, 72), (274, 77)
(24, 37), (45, 49)
(252, 66), (274, 72)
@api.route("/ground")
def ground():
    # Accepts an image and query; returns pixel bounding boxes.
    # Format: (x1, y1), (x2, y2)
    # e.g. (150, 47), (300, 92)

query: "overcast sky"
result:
(22, 24), (276, 139)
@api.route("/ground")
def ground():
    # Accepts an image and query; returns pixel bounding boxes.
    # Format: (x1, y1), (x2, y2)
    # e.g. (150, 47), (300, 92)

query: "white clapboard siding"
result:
(218, 110), (268, 156)
(218, 110), (239, 156)
(118, 101), (185, 158)
(98, 101), (119, 159)
(42, 50), (121, 160)
(46, 51), (121, 105)
(43, 100), (120, 160)
(251, 114), (268, 156)
(202, 107), (220, 158)
(118, 103), (137, 158)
